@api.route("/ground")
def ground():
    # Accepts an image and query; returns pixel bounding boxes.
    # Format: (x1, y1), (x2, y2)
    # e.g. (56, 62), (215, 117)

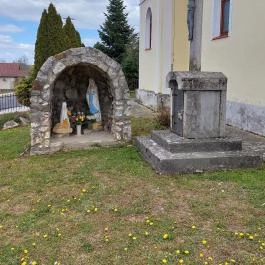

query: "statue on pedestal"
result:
(86, 78), (102, 130)
(187, 0), (195, 41)
(53, 101), (73, 134)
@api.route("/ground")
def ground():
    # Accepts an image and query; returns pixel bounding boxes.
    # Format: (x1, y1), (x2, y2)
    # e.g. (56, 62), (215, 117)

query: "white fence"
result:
(0, 92), (30, 115)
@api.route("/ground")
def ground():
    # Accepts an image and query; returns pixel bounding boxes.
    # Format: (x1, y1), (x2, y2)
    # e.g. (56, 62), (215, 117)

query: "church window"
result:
(145, 7), (152, 49)
(212, 0), (231, 39)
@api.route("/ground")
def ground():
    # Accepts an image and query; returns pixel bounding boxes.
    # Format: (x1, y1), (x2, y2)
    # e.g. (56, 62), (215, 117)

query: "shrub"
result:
(155, 106), (170, 128)
(14, 76), (33, 107)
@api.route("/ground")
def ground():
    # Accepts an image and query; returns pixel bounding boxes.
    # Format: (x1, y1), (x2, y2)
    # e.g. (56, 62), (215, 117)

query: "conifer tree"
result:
(63, 17), (82, 49)
(94, 0), (135, 64)
(33, 9), (48, 78)
(121, 34), (139, 90)
(33, 3), (84, 78)
(46, 3), (67, 56)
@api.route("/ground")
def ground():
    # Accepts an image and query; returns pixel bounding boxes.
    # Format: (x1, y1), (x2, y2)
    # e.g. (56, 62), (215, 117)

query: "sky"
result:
(0, 0), (139, 64)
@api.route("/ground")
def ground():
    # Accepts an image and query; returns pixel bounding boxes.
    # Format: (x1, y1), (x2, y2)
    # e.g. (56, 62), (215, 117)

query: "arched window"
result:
(145, 7), (152, 49)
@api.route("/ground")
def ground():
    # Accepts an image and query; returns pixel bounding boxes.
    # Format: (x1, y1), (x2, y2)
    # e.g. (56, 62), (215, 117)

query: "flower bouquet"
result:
(68, 112), (87, 136)
(73, 112), (86, 125)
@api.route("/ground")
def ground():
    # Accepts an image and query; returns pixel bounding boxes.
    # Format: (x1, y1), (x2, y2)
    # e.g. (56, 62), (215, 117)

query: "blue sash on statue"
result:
(89, 93), (99, 114)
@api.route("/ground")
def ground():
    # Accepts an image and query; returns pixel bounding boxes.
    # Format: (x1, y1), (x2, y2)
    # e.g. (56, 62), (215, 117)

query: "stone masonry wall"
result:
(30, 47), (131, 155)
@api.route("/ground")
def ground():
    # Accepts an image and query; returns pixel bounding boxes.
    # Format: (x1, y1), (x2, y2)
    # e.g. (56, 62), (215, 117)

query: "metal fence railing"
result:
(0, 92), (30, 114)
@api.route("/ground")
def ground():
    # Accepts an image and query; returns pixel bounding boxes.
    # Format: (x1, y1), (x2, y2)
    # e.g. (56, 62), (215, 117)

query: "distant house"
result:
(138, 0), (265, 136)
(0, 63), (28, 91)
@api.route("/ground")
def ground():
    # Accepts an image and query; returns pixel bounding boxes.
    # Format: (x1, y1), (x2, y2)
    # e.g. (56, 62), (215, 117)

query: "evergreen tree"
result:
(94, 0), (135, 64)
(26, 3), (85, 106)
(121, 34), (139, 90)
(33, 9), (49, 78)
(63, 16), (82, 49)
(33, 3), (84, 78)
(46, 3), (67, 56)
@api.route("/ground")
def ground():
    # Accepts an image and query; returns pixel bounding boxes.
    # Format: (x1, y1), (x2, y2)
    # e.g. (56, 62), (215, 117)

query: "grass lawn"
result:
(0, 117), (264, 265)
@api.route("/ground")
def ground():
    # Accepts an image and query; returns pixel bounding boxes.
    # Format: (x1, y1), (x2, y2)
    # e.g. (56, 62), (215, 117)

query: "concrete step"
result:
(136, 136), (262, 174)
(151, 130), (242, 153)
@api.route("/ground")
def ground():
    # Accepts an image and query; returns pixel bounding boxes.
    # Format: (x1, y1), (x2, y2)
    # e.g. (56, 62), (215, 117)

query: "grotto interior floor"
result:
(50, 131), (118, 152)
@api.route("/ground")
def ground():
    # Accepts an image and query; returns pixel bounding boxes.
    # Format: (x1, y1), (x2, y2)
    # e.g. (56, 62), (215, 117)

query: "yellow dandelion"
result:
(192, 225), (196, 229)
(82, 189), (87, 193)
(124, 247), (128, 251)
(43, 234), (48, 238)
(239, 232), (244, 237)
(175, 249), (180, 254)
(144, 231), (150, 236)
(208, 256), (213, 261)
(179, 259), (184, 264)
(184, 250), (189, 255)
(149, 222), (154, 226)
(32, 242), (36, 246)
(21, 262), (27, 265)
(249, 235), (254, 240)
(128, 233), (133, 237)
(87, 209), (91, 213)
(163, 233), (169, 240)
(24, 249), (28, 254)
(202, 239), (207, 245)
(11, 247), (15, 251)
(114, 208), (118, 212)
(31, 261), (37, 265)
(162, 258), (168, 264)
(132, 236), (137, 240)
(94, 207), (98, 212)
(48, 204), (52, 208)
(199, 253), (204, 258)
(230, 259), (236, 263)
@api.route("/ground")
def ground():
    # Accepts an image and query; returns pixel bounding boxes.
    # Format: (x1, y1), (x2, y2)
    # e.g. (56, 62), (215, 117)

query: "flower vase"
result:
(76, 124), (82, 136)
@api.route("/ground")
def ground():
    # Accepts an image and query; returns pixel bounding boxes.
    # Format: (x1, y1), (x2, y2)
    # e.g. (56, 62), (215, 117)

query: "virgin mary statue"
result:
(86, 78), (102, 122)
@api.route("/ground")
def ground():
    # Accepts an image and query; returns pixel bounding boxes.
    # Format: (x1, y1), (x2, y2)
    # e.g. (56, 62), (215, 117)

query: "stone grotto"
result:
(30, 47), (131, 155)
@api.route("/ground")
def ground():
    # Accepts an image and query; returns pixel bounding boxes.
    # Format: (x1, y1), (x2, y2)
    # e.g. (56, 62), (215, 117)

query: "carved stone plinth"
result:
(170, 71), (227, 139)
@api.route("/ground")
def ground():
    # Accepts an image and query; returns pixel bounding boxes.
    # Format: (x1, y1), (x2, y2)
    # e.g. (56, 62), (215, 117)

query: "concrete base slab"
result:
(50, 131), (118, 153)
(136, 135), (263, 174)
(151, 130), (242, 153)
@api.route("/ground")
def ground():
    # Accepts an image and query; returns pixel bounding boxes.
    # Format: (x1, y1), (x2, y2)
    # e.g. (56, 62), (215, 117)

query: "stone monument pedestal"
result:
(170, 72), (227, 139)
(136, 71), (263, 173)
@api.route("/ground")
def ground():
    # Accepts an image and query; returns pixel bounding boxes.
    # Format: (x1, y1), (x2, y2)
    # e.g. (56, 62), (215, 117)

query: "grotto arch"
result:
(30, 47), (131, 155)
